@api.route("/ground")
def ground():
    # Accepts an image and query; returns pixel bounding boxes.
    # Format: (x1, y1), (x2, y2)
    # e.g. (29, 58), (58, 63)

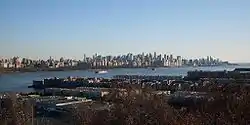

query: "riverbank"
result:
(0, 67), (90, 74)
(0, 64), (240, 75)
(0, 66), (247, 92)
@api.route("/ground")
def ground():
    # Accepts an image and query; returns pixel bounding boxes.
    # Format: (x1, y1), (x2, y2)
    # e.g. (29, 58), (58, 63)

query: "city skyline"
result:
(1, 0), (250, 62)
(0, 52), (227, 62)
(0, 52), (223, 60)
(0, 52), (228, 69)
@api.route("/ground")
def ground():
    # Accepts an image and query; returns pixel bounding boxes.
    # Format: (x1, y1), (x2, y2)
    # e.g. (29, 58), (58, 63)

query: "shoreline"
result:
(0, 64), (239, 75)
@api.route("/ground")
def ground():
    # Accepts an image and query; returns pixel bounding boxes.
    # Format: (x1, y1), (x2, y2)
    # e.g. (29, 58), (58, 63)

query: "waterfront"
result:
(0, 65), (250, 92)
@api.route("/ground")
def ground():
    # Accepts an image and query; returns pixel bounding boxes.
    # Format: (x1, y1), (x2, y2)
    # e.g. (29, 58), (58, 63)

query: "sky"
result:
(0, 0), (250, 62)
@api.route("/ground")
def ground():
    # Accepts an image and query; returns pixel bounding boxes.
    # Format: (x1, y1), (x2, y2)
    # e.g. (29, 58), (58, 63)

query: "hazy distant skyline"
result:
(0, 0), (250, 63)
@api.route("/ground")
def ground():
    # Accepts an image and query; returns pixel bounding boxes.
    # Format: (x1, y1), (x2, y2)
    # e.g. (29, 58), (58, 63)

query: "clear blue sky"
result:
(0, 0), (249, 62)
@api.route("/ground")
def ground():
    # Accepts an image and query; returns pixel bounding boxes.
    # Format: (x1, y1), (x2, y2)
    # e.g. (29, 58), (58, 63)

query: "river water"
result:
(0, 65), (249, 92)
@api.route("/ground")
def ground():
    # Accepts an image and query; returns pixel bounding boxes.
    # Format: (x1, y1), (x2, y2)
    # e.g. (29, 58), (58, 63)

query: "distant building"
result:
(2, 63), (8, 68)
(154, 52), (157, 60)
(13, 57), (21, 68)
(177, 56), (182, 67)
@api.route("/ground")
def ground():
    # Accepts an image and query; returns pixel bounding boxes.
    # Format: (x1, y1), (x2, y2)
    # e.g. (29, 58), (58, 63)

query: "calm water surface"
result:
(0, 65), (249, 92)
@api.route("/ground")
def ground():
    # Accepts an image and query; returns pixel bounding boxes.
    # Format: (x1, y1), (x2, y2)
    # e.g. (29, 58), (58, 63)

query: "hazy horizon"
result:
(1, 0), (250, 63)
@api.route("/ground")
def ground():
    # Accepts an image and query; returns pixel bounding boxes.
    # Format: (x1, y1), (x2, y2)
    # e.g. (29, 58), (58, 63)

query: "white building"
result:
(176, 56), (182, 67)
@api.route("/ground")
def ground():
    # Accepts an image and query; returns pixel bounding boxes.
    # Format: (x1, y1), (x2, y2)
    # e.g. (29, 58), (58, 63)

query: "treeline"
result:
(1, 83), (250, 125)
(72, 84), (250, 125)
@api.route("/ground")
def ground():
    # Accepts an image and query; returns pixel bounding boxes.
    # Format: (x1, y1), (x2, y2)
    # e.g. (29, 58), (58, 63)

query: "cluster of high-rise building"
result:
(0, 57), (79, 69)
(85, 53), (225, 68)
(0, 53), (228, 69)
(85, 53), (183, 68)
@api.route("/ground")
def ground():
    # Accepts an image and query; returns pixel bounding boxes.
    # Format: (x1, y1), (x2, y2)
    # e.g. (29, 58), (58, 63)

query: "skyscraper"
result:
(83, 54), (86, 62)
(164, 54), (167, 60)
(170, 54), (173, 66)
(177, 56), (182, 67)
